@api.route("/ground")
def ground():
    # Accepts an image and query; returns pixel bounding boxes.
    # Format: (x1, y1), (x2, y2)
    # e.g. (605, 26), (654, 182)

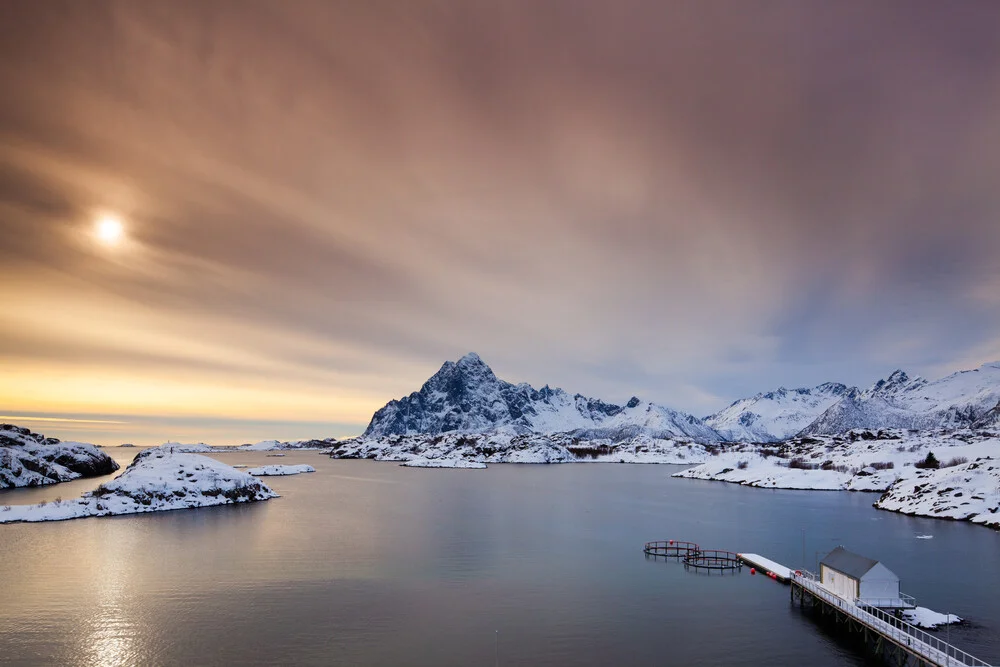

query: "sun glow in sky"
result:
(2, 1), (1000, 446)
(95, 215), (124, 245)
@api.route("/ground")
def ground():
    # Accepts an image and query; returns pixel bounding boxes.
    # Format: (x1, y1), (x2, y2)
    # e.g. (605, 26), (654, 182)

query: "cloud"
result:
(1, 1), (999, 443)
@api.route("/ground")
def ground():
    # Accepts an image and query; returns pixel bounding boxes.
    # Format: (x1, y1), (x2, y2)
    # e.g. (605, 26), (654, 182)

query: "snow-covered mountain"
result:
(705, 382), (851, 442)
(362, 355), (1000, 444)
(363, 353), (721, 442)
(799, 363), (1000, 436)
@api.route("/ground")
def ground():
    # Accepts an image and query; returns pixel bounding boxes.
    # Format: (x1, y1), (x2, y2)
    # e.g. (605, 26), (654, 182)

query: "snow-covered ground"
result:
(0, 424), (119, 489)
(875, 459), (999, 529)
(903, 607), (963, 629)
(672, 429), (999, 528)
(246, 464), (315, 476)
(0, 446), (276, 523)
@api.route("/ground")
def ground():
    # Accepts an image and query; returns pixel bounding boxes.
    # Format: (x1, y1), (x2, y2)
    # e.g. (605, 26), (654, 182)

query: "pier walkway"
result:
(644, 541), (993, 666)
(792, 570), (992, 667)
(738, 553), (792, 582)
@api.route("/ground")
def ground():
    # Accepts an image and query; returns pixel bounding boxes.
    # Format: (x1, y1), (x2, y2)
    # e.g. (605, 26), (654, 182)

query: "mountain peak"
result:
(887, 369), (909, 383)
(457, 351), (485, 366)
(362, 355), (720, 441)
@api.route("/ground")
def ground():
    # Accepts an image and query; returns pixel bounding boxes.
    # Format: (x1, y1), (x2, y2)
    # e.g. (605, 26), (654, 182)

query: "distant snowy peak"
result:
(860, 369), (927, 400)
(362, 353), (720, 442)
(800, 361), (1000, 436)
(705, 382), (852, 442)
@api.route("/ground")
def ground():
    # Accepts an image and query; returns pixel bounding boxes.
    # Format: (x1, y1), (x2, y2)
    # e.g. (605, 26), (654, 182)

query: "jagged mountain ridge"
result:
(362, 353), (721, 442)
(362, 355), (1000, 443)
(704, 382), (852, 442)
(800, 362), (1000, 436)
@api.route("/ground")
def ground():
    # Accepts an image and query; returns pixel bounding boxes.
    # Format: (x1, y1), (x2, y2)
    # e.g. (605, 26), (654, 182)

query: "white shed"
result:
(819, 546), (911, 608)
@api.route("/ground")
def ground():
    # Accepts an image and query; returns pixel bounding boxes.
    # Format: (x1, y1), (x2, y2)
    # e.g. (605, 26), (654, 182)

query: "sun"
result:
(95, 215), (124, 245)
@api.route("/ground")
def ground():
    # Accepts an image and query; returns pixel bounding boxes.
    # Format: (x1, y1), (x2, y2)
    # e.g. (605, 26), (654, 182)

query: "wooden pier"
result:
(738, 553), (792, 582)
(644, 541), (993, 666)
(791, 570), (992, 667)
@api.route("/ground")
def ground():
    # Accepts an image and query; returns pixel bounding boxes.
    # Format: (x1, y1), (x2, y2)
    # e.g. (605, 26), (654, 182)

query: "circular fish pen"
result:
(682, 549), (743, 571)
(643, 540), (701, 558)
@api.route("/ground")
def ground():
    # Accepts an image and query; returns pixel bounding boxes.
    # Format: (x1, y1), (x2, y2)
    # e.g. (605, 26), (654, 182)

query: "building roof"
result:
(820, 546), (883, 580)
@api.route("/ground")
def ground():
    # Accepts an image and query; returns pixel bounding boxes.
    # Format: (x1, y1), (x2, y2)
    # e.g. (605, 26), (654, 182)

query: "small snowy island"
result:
(0, 424), (119, 489)
(246, 464), (315, 476)
(400, 458), (487, 469)
(0, 446), (276, 523)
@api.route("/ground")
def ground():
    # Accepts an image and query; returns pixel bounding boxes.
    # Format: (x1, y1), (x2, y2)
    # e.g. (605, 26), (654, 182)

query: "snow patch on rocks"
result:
(0, 424), (119, 489)
(875, 458), (999, 529)
(400, 458), (487, 469)
(903, 607), (963, 629)
(246, 464), (315, 476)
(0, 446), (276, 523)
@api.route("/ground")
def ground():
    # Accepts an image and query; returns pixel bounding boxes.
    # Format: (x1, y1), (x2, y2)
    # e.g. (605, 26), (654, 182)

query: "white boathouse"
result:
(819, 546), (914, 609)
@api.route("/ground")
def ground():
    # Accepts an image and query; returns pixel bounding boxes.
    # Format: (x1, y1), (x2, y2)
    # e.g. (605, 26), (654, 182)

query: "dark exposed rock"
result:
(0, 424), (119, 489)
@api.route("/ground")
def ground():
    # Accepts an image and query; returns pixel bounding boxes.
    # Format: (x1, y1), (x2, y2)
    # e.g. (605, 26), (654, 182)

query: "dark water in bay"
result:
(1, 451), (998, 666)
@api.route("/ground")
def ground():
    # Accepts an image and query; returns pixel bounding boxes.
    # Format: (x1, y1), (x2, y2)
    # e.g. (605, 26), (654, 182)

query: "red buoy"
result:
(750, 568), (756, 575)
(669, 540), (674, 545)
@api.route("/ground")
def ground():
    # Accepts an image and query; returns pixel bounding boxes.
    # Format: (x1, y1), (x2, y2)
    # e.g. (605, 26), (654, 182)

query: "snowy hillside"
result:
(0, 424), (119, 489)
(800, 363), (1000, 436)
(671, 428), (999, 528)
(875, 459), (999, 529)
(705, 383), (851, 442)
(363, 353), (720, 442)
(0, 446), (276, 523)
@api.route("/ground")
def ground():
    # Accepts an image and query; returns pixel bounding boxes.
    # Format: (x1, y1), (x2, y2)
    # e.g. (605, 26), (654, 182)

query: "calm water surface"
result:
(1, 450), (997, 666)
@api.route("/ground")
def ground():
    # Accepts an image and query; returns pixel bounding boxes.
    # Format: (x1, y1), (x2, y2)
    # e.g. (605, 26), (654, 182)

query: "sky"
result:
(2, 0), (1000, 445)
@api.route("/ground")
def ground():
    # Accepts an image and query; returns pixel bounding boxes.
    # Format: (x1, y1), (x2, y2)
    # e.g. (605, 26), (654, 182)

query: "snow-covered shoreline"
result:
(144, 438), (338, 453)
(0, 447), (276, 523)
(400, 458), (487, 469)
(246, 464), (315, 476)
(671, 429), (999, 528)
(1, 424), (119, 489)
(327, 429), (711, 466)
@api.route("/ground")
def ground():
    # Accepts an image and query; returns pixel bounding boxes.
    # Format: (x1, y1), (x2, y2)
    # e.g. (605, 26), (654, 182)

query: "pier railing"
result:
(793, 571), (991, 667)
(857, 592), (917, 609)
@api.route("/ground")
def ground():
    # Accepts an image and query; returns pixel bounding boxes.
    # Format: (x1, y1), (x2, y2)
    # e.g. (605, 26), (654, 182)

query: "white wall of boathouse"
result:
(857, 562), (900, 602)
(821, 564), (858, 599)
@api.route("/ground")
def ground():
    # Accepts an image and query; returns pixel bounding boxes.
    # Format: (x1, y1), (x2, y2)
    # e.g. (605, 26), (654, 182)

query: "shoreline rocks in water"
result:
(0, 446), (276, 523)
(246, 464), (315, 476)
(0, 424), (120, 489)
